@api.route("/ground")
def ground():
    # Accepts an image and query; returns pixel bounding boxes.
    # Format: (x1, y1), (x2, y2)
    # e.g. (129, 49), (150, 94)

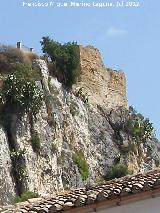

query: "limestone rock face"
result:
(0, 48), (159, 205)
(14, 68), (120, 194)
(0, 128), (16, 205)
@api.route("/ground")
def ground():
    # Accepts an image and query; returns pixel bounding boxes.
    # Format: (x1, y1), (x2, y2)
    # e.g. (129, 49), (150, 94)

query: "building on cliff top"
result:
(17, 41), (34, 53)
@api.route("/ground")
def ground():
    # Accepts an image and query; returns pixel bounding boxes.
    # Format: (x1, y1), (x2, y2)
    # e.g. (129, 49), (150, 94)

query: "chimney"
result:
(17, 42), (22, 50)
(30, 48), (34, 52)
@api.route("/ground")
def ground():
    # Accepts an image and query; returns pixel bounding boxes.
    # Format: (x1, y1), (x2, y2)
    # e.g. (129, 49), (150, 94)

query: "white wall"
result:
(96, 197), (160, 213)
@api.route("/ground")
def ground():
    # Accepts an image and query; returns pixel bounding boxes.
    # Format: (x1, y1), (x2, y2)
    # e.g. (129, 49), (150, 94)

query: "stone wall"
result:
(75, 45), (128, 109)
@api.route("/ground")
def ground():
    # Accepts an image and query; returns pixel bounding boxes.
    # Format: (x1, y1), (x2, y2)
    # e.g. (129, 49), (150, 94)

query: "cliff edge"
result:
(0, 44), (159, 205)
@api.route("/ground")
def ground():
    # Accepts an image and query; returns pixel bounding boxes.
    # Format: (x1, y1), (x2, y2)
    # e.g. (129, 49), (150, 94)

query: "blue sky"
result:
(0, 0), (160, 138)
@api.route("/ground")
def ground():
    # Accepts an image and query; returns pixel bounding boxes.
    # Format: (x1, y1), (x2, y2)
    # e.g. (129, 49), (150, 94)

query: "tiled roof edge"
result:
(1, 168), (160, 213)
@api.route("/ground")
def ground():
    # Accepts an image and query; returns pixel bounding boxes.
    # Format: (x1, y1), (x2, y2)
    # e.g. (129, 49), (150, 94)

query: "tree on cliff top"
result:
(40, 36), (80, 88)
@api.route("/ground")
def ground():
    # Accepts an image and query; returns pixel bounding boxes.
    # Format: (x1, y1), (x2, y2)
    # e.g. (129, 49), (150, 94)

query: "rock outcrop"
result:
(0, 46), (159, 205)
(0, 128), (16, 205)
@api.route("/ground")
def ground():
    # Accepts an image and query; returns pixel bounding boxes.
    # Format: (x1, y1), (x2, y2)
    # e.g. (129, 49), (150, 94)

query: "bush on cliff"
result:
(40, 36), (80, 88)
(15, 191), (39, 203)
(105, 164), (130, 180)
(0, 64), (43, 116)
(73, 151), (89, 180)
(124, 106), (154, 143)
(111, 106), (154, 147)
(30, 131), (41, 153)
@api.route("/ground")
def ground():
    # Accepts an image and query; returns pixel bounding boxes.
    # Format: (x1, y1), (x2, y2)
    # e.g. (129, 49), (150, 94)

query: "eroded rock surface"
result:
(0, 47), (159, 205)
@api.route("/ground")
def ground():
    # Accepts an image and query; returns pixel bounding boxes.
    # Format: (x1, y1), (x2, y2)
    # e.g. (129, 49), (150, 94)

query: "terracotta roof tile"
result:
(1, 169), (160, 213)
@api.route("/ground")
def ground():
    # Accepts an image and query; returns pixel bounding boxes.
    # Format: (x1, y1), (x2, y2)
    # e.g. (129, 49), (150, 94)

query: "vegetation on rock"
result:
(0, 46), (43, 197)
(0, 44), (38, 73)
(124, 106), (154, 143)
(105, 164), (130, 180)
(15, 191), (39, 203)
(40, 36), (80, 88)
(110, 106), (154, 148)
(0, 63), (43, 116)
(30, 131), (41, 153)
(73, 151), (89, 180)
(0, 42), (158, 205)
(11, 149), (27, 194)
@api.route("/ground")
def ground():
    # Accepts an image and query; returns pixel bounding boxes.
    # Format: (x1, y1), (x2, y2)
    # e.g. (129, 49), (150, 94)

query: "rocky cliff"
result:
(0, 46), (160, 205)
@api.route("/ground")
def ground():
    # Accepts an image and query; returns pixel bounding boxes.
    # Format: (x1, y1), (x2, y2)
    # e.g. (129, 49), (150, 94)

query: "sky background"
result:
(0, 0), (160, 138)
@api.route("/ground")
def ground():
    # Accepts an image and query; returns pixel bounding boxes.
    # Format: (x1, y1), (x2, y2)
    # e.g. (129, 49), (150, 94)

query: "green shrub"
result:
(11, 149), (26, 180)
(124, 106), (154, 144)
(11, 149), (27, 194)
(0, 64), (43, 116)
(40, 36), (80, 88)
(31, 131), (40, 153)
(13, 63), (42, 82)
(73, 151), (89, 180)
(105, 164), (130, 180)
(15, 191), (39, 203)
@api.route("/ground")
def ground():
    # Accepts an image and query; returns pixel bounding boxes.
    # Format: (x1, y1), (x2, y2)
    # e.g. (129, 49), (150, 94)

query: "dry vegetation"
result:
(0, 44), (38, 74)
